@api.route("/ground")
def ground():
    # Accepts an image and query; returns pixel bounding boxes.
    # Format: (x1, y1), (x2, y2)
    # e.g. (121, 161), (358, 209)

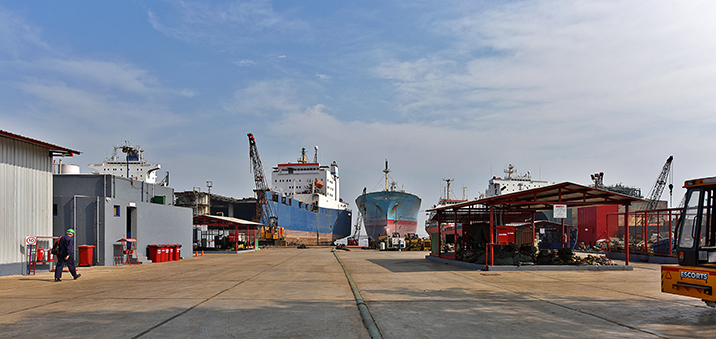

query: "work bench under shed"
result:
(193, 215), (261, 251)
(427, 182), (642, 267)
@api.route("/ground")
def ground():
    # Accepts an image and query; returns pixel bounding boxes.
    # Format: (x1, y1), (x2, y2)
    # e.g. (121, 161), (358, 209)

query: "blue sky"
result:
(3, 1), (716, 233)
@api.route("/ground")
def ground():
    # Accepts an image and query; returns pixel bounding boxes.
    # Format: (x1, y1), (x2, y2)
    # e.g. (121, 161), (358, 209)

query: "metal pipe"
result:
(96, 196), (100, 265)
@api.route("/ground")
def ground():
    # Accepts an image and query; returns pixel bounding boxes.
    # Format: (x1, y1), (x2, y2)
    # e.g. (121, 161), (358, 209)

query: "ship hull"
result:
(267, 191), (352, 245)
(357, 191), (421, 239)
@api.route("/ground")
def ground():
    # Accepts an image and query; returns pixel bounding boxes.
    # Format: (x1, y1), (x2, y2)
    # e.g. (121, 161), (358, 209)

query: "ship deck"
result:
(1, 248), (713, 338)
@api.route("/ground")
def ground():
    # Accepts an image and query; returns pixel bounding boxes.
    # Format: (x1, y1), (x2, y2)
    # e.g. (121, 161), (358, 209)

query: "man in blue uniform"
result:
(54, 229), (81, 282)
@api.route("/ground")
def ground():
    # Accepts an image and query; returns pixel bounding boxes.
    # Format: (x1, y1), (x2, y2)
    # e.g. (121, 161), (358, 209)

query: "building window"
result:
(114, 205), (120, 217)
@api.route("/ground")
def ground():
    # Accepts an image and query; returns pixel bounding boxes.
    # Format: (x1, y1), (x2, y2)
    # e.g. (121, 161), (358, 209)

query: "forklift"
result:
(662, 176), (716, 306)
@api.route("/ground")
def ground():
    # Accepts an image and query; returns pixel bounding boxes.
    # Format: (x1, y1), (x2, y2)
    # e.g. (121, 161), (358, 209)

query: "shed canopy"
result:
(429, 181), (643, 212)
(193, 215), (261, 227)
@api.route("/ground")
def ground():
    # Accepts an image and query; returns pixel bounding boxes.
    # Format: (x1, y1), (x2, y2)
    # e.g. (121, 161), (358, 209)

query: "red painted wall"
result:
(577, 205), (618, 246)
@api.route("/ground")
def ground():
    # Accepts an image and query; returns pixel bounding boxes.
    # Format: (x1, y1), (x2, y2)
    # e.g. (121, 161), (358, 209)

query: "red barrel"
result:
(147, 245), (159, 263)
(173, 245), (181, 261)
(78, 245), (95, 267)
(162, 246), (169, 262)
(157, 245), (165, 262)
(36, 248), (45, 262)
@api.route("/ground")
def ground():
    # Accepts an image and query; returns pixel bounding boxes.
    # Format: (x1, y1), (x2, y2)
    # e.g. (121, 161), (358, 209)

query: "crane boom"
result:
(248, 133), (269, 191)
(247, 133), (277, 229)
(645, 155), (673, 210)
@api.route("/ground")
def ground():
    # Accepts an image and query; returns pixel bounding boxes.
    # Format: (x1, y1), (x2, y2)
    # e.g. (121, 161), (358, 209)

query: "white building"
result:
(0, 130), (80, 276)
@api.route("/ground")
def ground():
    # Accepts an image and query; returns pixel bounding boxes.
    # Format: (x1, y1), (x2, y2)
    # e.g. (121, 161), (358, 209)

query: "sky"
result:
(3, 1), (716, 236)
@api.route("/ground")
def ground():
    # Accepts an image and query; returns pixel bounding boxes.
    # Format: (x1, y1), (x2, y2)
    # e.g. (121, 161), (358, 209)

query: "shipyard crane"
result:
(247, 133), (278, 242)
(643, 155), (674, 210)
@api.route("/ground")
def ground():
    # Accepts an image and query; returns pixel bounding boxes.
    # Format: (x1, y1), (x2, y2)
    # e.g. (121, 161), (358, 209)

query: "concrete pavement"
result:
(1, 248), (715, 338)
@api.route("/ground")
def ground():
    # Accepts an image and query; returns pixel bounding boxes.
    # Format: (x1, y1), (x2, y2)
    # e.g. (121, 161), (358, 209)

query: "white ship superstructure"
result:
(271, 146), (348, 210)
(88, 141), (161, 183)
(485, 164), (549, 197)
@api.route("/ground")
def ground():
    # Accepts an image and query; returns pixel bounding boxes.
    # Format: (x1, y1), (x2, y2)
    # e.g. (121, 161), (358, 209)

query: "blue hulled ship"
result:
(269, 147), (352, 245)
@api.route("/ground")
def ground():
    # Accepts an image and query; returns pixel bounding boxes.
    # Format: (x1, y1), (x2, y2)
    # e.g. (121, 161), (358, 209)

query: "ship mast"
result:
(384, 160), (391, 191)
(442, 178), (453, 200)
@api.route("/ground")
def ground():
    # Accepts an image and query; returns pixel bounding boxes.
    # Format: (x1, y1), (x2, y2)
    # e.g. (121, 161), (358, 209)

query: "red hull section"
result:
(364, 219), (418, 239)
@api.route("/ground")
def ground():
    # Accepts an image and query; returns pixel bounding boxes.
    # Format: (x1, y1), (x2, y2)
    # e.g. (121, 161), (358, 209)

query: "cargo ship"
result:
(268, 147), (352, 245)
(356, 161), (421, 239)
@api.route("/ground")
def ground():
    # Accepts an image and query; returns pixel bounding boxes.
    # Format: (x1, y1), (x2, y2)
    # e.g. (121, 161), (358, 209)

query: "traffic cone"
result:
(201, 250), (204, 256)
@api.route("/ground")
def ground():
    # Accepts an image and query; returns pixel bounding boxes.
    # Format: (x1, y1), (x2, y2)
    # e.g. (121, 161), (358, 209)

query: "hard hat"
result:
(66, 229), (75, 234)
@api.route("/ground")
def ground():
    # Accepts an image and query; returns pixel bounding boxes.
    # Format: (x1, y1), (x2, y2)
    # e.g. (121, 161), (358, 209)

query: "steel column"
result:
(489, 205), (494, 267)
(625, 204), (630, 265)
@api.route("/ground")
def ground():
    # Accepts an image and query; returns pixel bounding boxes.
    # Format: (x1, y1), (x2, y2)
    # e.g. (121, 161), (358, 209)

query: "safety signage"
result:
(26, 236), (37, 245)
(554, 204), (567, 219)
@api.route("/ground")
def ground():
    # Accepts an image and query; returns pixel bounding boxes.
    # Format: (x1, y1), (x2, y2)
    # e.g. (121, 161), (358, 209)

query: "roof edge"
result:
(0, 130), (81, 157)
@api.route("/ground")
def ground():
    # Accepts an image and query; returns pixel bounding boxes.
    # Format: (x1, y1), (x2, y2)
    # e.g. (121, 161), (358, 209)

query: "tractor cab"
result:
(663, 176), (716, 306)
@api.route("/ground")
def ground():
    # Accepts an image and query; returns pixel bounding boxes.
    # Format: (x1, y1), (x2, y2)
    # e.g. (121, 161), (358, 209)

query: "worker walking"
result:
(54, 229), (81, 282)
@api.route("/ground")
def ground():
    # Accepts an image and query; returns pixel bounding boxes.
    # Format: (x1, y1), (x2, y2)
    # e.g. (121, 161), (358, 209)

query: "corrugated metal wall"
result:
(0, 137), (53, 266)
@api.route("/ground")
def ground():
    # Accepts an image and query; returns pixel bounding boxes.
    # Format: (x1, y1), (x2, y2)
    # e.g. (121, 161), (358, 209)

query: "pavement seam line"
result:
(332, 249), (383, 339)
(3, 290), (107, 316)
(450, 271), (667, 338)
(131, 250), (303, 339)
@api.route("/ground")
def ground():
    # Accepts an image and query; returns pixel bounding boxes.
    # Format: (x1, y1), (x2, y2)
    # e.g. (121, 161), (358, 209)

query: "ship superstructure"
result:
(425, 179), (468, 235)
(88, 141), (161, 183)
(271, 146), (347, 211)
(485, 164), (549, 197)
(357, 161), (421, 239)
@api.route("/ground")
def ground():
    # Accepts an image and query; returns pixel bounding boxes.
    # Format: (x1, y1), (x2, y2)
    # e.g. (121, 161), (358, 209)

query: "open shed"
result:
(193, 215), (261, 250)
(427, 182), (642, 267)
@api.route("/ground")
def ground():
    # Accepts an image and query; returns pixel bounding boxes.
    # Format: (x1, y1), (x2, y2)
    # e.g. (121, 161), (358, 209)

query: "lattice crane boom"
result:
(645, 155), (673, 210)
(247, 133), (277, 227)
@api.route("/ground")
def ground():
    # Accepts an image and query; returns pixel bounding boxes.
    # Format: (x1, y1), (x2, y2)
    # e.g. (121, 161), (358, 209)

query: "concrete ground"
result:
(1, 248), (715, 339)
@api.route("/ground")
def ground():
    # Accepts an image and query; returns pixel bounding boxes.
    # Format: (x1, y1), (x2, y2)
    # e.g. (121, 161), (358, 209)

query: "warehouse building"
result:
(0, 130), (80, 276)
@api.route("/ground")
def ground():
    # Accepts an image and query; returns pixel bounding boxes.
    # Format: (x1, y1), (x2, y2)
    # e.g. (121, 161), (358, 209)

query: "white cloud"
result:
(147, 1), (309, 48)
(33, 59), (161, 96)
(315, 73), (330, 80)
(377, 1), (716, 128)
(234, 59), (255, 67)
(178, 89), (196, 98)
(222, 79), (302, 116)
(0, 7), (52, 59)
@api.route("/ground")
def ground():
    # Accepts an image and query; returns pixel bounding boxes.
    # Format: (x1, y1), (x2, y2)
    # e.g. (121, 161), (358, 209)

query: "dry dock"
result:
(1, 248), (715, 338)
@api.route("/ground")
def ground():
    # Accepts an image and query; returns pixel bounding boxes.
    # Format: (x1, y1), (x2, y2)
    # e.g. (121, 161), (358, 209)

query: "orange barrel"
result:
(78, 245), (95, 267)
